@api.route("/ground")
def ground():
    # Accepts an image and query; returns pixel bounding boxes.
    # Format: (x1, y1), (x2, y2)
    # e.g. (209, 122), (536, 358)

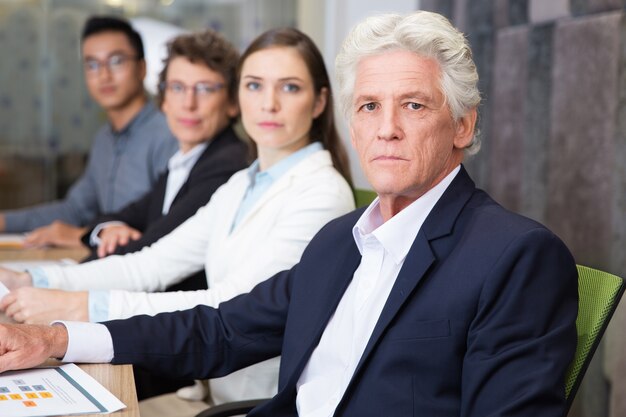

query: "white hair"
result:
(335, 11), (481, 155)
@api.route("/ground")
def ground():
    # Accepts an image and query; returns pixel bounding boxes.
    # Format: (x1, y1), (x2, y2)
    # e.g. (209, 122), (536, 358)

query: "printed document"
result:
(0, 363), (125, 416)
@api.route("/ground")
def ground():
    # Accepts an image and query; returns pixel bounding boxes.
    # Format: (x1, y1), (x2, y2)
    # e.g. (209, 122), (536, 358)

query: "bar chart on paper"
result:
(0, 363), (125, 416)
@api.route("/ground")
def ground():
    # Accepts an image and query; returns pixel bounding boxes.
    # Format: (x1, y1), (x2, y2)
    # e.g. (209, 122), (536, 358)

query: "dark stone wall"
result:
(489, 25), (528, 210)
(548, 12), (619, 270)
(522, 23), (553, 222)
(419, 1), (626, 416)
(421, 1), (626, 274)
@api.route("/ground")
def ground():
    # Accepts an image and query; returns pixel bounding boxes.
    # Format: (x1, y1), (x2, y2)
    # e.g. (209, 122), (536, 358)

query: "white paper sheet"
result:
(0, 281), (9, 299)
(0, 234), (25, 249)
(0, 363), (125, 416)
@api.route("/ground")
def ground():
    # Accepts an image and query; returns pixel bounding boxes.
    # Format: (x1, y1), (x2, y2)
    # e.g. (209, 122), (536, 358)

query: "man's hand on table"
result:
(0, 323), (68, 372)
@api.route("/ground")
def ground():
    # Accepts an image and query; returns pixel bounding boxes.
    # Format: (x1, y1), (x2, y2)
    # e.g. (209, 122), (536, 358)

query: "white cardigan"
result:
(39, 149), (355, 404)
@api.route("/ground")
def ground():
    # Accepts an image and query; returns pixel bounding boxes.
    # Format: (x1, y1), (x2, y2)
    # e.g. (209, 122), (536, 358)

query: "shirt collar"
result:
(352, 165), (461, 264)
(246, 141), (324, 185)
(168, 142), (208, 171)
(108, 100), (154, 136)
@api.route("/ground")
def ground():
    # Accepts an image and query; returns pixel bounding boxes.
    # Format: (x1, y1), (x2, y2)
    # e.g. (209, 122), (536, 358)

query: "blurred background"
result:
(0, 1), (625, 416)
(0, 0), (298, 210)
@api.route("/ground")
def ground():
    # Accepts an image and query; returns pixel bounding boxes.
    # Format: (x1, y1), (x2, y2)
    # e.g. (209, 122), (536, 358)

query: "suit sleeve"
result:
(109, 163), (238, 257)
(80, 175), (165, 253)
(462, 228), (578, 417)
(104, 267), (294, 380)
(81, 137), (247, 259)
(94, 184), (157, 231)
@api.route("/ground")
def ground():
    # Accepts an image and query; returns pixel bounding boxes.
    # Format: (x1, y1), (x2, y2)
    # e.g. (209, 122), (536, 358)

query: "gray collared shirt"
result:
(3, 101), (177, 232)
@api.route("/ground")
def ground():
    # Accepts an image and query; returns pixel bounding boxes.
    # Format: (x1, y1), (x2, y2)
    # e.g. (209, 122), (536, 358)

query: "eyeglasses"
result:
(160, 81), (225, 99)
(84, 53), (138, 75)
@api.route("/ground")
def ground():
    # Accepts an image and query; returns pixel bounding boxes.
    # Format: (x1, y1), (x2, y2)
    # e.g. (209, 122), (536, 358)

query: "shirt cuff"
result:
(28, 267), (49, 288)
(52, 321), (114, 363)
(88, 291), (110, 323)
(90, 221), (126, 246)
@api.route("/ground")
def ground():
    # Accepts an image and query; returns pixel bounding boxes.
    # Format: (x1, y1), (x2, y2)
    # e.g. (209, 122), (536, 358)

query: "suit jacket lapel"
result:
(170, 133), (221, 207)
(171, 125), (240, 209)
(341, 166), (477, 398)
(281, 226), (363, 390)
(147, 175), (167, 221)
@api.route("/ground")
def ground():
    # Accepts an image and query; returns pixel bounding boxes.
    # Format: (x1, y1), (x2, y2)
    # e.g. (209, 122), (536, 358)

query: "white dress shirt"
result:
(295, 166), (460, 417)
(55, 321), (114, 363)
(162, 142), (207, 215)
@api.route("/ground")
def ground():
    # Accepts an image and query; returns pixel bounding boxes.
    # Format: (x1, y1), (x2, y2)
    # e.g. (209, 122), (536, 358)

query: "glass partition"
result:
(0, 0), (296, 209)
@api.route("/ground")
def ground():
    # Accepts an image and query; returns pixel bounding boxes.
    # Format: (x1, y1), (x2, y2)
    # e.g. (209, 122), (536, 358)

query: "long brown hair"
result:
(238, 28), (352, 185)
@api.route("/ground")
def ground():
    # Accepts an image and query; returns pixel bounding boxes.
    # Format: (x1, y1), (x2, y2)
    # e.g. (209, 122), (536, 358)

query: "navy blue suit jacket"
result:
(105, 167), (578, 417)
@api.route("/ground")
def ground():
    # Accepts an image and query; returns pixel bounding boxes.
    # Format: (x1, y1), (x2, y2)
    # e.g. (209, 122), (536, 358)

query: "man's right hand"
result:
(0, 323), (68, 373)
(0, 267), (32, 290)
(0, 214), (5, 232)
(97, 224), (142, 258)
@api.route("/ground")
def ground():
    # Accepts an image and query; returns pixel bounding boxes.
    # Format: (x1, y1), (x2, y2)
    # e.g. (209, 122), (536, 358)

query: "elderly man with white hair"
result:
(0, 10), (577, 417)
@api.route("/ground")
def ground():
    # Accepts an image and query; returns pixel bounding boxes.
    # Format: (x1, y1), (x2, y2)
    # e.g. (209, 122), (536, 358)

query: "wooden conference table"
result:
(0, 245), (140, 417)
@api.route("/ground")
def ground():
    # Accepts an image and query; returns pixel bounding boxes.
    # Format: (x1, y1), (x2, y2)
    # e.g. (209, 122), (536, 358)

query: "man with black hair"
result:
(0, 16), (177, 246)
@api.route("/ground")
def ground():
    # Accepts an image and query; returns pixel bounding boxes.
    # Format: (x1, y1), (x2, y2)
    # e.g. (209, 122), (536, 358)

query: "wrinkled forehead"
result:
(352, 51), (443, 101)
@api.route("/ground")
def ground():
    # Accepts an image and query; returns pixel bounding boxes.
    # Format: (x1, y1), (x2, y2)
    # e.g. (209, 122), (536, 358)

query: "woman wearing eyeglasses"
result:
(0, 27), (355, 409)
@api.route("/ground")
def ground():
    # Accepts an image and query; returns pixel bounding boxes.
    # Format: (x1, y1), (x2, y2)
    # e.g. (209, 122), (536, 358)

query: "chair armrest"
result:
(194, 399), (268, 417)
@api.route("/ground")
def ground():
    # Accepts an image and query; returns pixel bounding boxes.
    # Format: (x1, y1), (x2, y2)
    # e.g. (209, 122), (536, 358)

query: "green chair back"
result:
(564, 265), (625, 410)
(354, 188), (377, 208)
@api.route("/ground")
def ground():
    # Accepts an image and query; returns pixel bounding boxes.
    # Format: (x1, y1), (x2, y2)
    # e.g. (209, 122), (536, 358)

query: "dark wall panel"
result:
(489, 26), (529, 212)
(547, 11), (620, 267)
